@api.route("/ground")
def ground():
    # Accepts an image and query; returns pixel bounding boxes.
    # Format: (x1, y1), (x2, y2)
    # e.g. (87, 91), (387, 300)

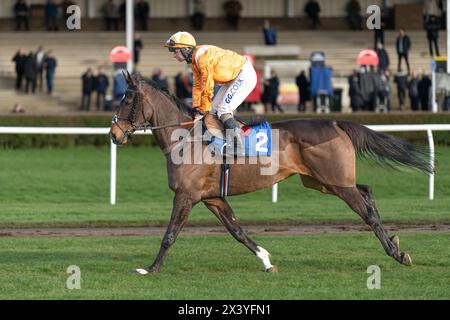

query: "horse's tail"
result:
(337, 120), (433, 174)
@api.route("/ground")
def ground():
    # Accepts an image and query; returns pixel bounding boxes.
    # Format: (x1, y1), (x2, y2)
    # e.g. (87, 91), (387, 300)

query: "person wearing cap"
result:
(163, 31), (257, 156)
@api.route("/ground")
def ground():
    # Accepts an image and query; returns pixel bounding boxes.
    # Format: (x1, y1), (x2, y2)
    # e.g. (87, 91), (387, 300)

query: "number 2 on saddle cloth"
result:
(205, 121), (273, 157)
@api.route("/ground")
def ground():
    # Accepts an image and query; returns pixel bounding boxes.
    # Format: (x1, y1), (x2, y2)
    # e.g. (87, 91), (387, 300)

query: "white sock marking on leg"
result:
(136, 268), (148, 275)
(256, 246), (274, 270)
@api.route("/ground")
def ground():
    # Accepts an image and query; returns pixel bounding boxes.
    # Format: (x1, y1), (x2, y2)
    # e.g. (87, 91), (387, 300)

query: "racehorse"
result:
(109, 71), (432, 274)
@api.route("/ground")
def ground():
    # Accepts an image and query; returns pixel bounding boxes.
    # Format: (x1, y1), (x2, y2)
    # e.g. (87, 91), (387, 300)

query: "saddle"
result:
(202, 113), (266, 139)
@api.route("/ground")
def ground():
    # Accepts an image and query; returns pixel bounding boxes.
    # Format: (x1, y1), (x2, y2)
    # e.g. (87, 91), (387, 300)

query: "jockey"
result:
(163, 31), (257, 156)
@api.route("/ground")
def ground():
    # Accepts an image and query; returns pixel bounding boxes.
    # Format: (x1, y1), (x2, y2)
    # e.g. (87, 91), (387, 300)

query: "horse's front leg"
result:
(203, 198), (277, 272)
(136, 192), (194, 275)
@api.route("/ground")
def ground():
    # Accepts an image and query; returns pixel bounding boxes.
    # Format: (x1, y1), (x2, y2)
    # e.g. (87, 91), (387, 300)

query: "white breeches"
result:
(212, 59), (257, 119)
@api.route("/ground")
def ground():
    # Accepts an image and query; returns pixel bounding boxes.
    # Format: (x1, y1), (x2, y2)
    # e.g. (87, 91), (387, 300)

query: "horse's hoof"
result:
(135, 268), (149, 275)
(135, 267), (159, 275)
(265, 266), (278, 273)
(390, 235), (400, 251)
(401, 252), (413, 266)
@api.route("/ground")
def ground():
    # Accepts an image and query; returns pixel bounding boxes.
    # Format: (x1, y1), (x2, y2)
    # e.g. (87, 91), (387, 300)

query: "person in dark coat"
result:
(261, 79), (271, 114)
(45, 0), (59, 31)
(304, 0), (321, 29)
(346, 0), (363, 30)
(191, 0), (206, 31)
(14, 0), (29, 31)
(425, 15), (441, 56)
(135, 0), (150, 30)
(358, 66), (379, 111)
(12, 48), (27, 90)
(377, 70), (391, 111)
(223, 0), (242, 30)
(348, 70), (364, 112)
(133, 33), (143, 67)
(94, 66), (109, 111)
(44, 51), (57, 95)
(24, 51), (37, 94)
(174, 72), (188, 100)
(418, 72), (432, 111)
(373, 10), (386, 49)
(396, 29), (411, 74)
(374, 26), (384, 50)
(81, 68), (94, 111)
(268, 70), (283, 113)
(119, 1), (126, 29)
(295, 70), (310, 112)
(151, 68), (169, 92)
(102, 0), (119, 31)
(408, 71), (420, 111)
(393, 71), (408, 111)
(376, 42), (390, 73)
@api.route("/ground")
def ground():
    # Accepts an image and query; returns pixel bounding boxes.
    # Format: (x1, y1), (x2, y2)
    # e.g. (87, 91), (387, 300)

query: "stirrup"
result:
(224, 130), (245, 157)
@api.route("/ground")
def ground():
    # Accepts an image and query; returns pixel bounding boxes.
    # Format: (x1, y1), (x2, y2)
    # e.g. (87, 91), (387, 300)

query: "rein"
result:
(150, 120), (195, 131)
(112, 83), (198, 137)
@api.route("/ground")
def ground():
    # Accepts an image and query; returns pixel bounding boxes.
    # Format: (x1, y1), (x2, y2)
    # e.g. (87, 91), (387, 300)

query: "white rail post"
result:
(110, 139), (117, 205)
(126, 0), (134, 73)
(272, 183), (278, 203)
(432, 60), (438, 112)
(427, 129), (435, 200)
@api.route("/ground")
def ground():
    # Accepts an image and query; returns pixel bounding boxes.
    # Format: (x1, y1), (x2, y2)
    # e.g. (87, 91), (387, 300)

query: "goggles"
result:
(166, 39), (177, 52)
(166, 39), (193, 52)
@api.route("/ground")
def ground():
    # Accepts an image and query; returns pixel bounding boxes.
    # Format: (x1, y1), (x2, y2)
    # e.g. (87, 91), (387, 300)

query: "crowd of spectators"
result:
(12, 0), (151, 32)
(13, 0), (76, 32)
(103, 0), (150, 31)
(12, 46), (57, 96)
(8, 0), (448, 114)
(343, 0), (444, 113)
(80, 66), (109, 111)
(348, 23), (435, 113)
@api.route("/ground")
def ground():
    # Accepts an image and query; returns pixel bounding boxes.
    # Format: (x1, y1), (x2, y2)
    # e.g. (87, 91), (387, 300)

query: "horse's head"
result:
(109, 70), (152, 145)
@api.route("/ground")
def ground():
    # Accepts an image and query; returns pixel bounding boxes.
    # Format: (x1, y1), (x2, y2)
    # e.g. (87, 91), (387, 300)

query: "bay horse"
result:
(109, 72), (432, 274)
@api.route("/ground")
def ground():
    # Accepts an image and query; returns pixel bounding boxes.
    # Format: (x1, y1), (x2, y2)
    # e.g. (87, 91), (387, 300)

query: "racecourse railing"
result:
(1, 124), (450, 204)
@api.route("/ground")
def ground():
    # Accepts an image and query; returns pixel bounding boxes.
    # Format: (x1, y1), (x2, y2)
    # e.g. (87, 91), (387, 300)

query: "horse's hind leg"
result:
(203, 198), (277, 272)
(357, 184), (400, 253)
(328, 184), (412, 266)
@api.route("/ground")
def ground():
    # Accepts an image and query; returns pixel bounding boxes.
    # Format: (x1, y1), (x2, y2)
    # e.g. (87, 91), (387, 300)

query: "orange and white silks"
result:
(192, 45), (257, 117)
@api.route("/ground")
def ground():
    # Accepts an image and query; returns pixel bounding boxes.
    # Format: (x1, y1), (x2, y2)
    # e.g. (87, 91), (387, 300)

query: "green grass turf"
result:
(0, 145), (449, 226)
(0, 233), (448, 299)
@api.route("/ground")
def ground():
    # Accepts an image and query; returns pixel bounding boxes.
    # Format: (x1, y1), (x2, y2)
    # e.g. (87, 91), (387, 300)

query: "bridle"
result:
(112, 85), (151, 139)
(112, 83), (197, 139)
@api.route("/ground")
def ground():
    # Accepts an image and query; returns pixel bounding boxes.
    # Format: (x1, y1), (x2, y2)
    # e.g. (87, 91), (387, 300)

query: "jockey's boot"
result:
(222, 117), (245, 157)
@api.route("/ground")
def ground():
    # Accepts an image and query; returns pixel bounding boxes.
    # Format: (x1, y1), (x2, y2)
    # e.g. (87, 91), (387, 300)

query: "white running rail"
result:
(1, 124), (450, 204)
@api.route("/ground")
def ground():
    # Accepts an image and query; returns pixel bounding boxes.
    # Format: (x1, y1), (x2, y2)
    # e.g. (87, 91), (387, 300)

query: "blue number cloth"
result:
(209, 121), (272, 157)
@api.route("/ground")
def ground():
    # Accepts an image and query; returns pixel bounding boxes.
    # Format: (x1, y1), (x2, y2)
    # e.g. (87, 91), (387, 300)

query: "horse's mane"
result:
(135, 74), (195, 118)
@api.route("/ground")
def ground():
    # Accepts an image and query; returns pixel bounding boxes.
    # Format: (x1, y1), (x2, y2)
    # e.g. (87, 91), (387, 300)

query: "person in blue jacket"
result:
(95, 66), (109, 111)
(263, 20), (277, 45)
(44, 51), (57, 95)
